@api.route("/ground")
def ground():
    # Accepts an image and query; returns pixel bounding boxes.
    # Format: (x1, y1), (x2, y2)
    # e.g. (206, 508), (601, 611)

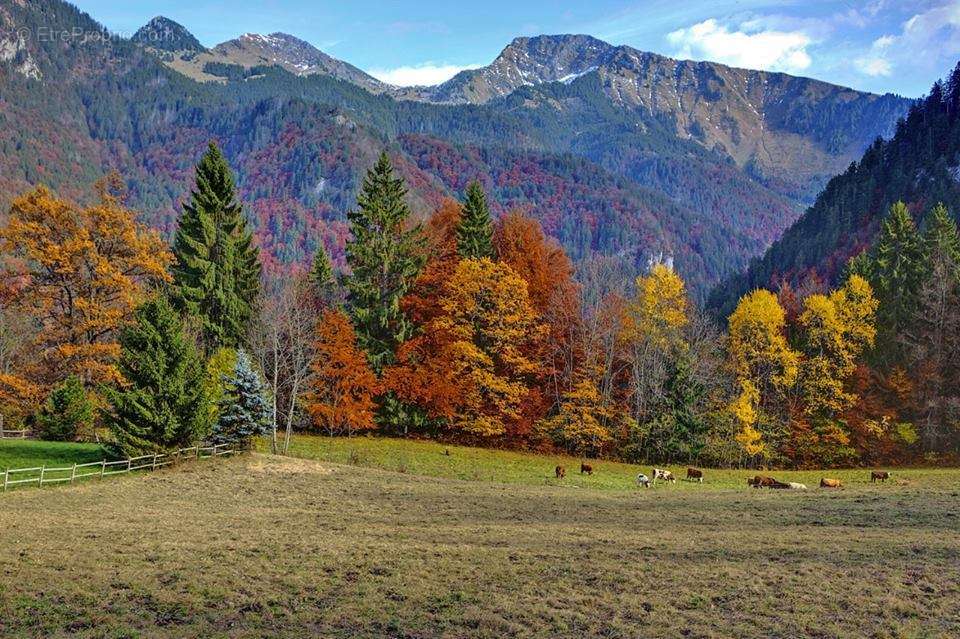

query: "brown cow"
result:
(686, 467), (704, 483)
(748, 475), (778, 488)
(555, 465), (566, 479)
(580, 463), (593, 475)
(871, 471), (891, 483)
(820, 478), (843, 489)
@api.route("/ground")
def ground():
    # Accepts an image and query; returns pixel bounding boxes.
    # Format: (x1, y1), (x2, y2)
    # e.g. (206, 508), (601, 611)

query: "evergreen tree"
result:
(907, 203), (960, 451)
(344, 152), (425, 373)
(309, 243), (337, 306)
(212, 350), (272, 448)
(862, 201), (927, 362)
(104, 295), (209, 457)
(172, 142), (261, 353)
(35, 375), (93, 442)
(457, 180), (494, 259)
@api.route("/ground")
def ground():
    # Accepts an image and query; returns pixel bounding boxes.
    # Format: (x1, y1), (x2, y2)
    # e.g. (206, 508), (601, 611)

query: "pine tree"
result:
(907, 203), (960, 451)
(172, 142), (261, 353)
(309, 243), (337, 306)
(35, 375), (93, 442)
(212, 350), (272, 448)
(864, 201), (927, 362)
(344, 152), (425, 373)
(104, 295), (209, 457)
(457, 180), (494, 259)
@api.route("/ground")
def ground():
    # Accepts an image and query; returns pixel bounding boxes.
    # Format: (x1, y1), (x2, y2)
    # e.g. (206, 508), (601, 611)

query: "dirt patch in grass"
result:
(1, 453), (958, 638)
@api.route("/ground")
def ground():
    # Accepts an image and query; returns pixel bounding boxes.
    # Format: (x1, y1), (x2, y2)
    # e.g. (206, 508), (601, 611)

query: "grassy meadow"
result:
(0, 439), (105, 473)
(263, 434), (956, 491)
(0, 437), (957, 637)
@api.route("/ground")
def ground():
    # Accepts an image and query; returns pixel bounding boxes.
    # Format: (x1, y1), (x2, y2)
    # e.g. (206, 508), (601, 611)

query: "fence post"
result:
(127, 458), (132, 473)
(3, 470), (8, 492)
(70, 463), (77, 483)
(100, 460), (106, 480)
(39, 465), (45, 487)
(152, 454), (158, 471)
(196, 446), (201, 459)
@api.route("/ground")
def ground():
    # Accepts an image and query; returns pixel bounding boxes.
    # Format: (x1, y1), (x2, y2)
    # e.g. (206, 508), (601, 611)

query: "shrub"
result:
(36, 376), (93, 441)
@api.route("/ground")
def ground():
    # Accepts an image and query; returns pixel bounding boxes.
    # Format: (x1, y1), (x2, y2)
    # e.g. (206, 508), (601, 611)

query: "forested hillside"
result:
(0, 0), (910, 296)
(710, 66), (960, 316)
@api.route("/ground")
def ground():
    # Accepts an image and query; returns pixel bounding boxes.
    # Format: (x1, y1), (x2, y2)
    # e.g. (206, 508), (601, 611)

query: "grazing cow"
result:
(686, 467), (704, 483)
(636, 473), (651, 488)
(748, 475), (778, 488)
(871, 471), (891, 483)
(580, 462), (593, 475)
(786, 482), (808, 490)
(555, 465), (566, 479)
(652, 468), (675, 484)
(820, 478), (843, 489)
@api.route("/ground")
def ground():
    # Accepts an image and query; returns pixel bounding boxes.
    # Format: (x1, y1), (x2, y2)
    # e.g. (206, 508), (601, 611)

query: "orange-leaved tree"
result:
(431, 257), (546, 438)
(305, 309), (379, 436)
(493, 211), (580, 425)
(0, 176), (171, 403)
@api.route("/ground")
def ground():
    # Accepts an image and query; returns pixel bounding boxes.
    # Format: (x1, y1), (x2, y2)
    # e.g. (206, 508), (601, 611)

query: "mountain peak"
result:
(132, 16), (205, 53)
(421, 33), (615, 103)
(210, 32), (387, 92)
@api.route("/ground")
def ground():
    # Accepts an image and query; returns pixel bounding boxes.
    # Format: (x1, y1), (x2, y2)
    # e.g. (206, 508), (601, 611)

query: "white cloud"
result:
(854, 1), (960, 80)
(367, 63), (482, 86)
(667, 18), (813, 73)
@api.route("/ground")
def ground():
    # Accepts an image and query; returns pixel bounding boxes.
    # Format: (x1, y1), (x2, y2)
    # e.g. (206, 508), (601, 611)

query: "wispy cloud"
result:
(667, 18), (813, 73)
(367, 62), (482, 87)
(854, 1), (960, 79)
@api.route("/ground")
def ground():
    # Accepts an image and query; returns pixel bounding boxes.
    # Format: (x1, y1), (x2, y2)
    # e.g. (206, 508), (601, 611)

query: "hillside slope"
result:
(709, 66), (960, 316)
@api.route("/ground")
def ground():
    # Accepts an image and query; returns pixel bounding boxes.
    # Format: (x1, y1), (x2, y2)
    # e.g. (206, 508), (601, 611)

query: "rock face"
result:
(409, 35), (907, 194)
(140, 23), (387, 93)
(408, 35), (615, 103)
(210, 33), (387, 92)
(132, 16), (206, 53)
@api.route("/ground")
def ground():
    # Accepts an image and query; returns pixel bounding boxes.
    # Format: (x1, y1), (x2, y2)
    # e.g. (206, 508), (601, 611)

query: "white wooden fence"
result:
(0, 428), (29, 439)
(2, 444), (236, 492)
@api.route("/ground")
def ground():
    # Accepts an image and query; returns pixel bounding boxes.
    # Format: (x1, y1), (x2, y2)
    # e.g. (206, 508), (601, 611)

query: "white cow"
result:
(652, 468), (676, 484)
(787, 482), (808, 490)
(636, 473), (651, 488)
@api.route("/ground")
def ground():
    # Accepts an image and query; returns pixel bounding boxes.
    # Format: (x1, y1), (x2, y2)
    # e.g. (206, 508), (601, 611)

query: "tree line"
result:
(0, 144), (957, 467)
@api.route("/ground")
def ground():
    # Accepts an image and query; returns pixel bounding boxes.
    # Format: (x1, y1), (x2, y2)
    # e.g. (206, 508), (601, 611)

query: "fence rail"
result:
(2, 444), (236, 492)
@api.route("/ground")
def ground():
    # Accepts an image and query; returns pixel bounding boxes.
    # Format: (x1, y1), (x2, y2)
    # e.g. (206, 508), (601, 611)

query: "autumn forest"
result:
(2, 125), (958, 468)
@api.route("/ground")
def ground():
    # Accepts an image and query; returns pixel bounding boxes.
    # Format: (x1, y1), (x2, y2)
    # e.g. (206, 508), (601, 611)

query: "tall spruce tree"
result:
(172, 142), (261, 353)
(344, 152), (425, 373)
(212, 350), (272, 449)
(908, 204), (960, 451)
(859, 201), (927, 362)
(309, 243), (337, 306)
(457, 181), (494, 259)
(104, 295), (209, 457)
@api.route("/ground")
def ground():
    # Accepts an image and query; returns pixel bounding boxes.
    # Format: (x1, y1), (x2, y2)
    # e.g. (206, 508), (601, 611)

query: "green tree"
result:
(172, 142), (261, 353)
(212, 350), (272, 449)
(35, 375), (94, 442)
(858, 201), (926, 362)
(457, 180), (494, 260)
(309, 243), (337, 304)
(103, 295), (209, 457)
(344, 152), (425, 373)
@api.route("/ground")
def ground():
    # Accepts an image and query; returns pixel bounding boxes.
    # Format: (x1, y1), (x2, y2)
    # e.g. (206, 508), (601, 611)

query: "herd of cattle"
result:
(553, 464), (894, 489)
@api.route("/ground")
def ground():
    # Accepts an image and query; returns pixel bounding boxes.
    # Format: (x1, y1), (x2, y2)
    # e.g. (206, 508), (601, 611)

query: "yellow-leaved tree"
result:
(432, 258), (545, 437)
(728, 289), (800, 460)
(792, 275), (878, 464)
(0, 177), (171, 413)
(536, 374), (613, 455)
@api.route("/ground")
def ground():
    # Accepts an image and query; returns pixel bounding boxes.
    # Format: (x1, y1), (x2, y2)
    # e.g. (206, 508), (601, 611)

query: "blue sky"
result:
(71, 0), (960, 97)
